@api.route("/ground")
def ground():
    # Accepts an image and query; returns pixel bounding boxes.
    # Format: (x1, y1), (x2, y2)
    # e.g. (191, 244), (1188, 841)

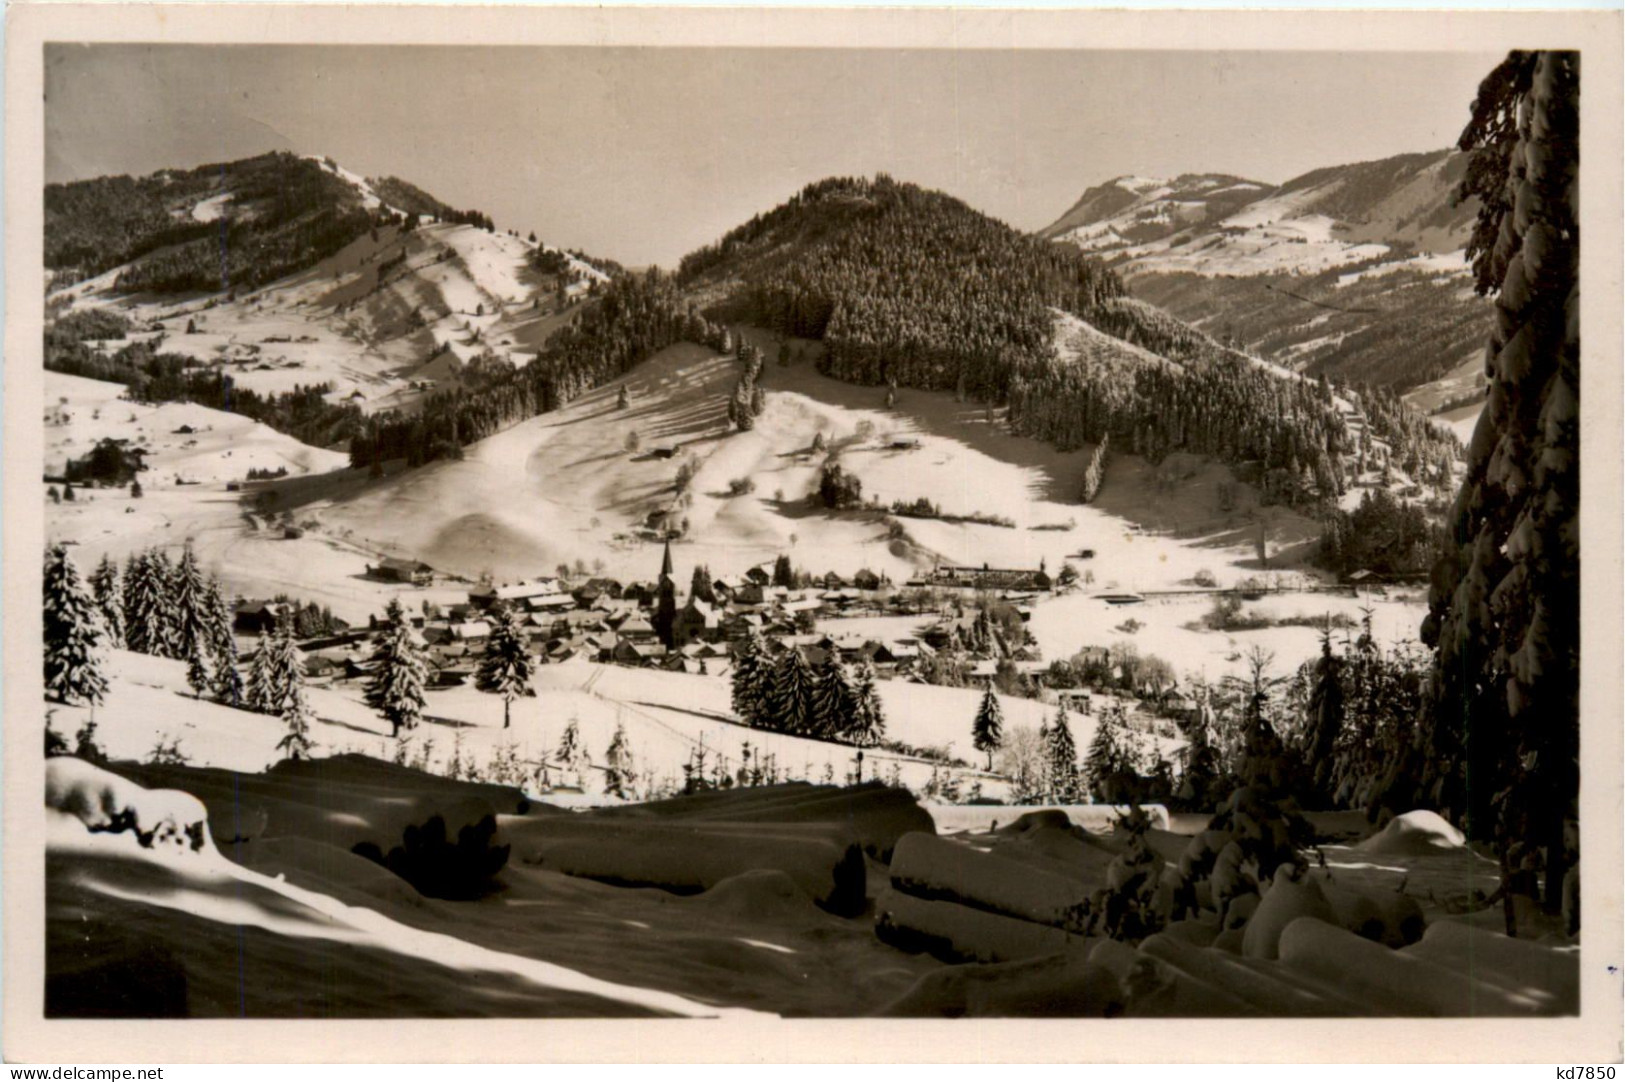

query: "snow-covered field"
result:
(1027, 589), (1428, 686)
(43, 371), (481, 621)
(53, 648), (1185, 805)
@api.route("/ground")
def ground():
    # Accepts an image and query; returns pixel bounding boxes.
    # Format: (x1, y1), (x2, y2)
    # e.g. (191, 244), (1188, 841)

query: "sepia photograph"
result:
(5, 3), (1621, 1065)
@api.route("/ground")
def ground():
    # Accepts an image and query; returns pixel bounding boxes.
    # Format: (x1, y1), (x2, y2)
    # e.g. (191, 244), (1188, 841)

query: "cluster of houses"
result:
(911, 563), (1054, 592)
(245, 545), (1074, 695)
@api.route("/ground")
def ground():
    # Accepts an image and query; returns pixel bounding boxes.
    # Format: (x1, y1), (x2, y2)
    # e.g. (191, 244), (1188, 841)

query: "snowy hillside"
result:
(47, 153), (608, 417)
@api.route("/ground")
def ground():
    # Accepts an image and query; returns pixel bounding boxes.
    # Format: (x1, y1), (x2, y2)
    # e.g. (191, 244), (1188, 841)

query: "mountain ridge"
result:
(44, 160), (1460, 515)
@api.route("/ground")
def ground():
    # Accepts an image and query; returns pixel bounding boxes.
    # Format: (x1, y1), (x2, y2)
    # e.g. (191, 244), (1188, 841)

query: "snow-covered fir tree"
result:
(88, 554), (124, 648)
(848, 659), (887, 747)
(1398, 50), (1580, 913)
(211, 645), (245, 708)
(1086, 704), (1136, 802)
(556, 715), (590, 784)
(244, 630), (276, 713)
(474, 603), (533, 729)
(365, 620), (429, 737)
(1044, 702), (1080, 804)
(185, 640), (211, 699)
(277, 680), (316, 761)
(266, 617), (306, 718)
(811, 652), (855, 739)
(730, 627), (771, 726)
(204, 577), (237, 666)
(768, 647), (818, 735)
(971, 683), (1004, 770)
(121, 550), (173, 656)
(603, 720), (637, 799)
(147, 548), (180, 657)
(169, 542), (211, 662)
(43, 544), (109, 707)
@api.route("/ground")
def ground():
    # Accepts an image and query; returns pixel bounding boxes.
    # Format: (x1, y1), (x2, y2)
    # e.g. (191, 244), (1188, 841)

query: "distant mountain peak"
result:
(1039, 171), (1273, 246)
(1039, 146), (1491, 407)
(1040, 147), (1473, 267)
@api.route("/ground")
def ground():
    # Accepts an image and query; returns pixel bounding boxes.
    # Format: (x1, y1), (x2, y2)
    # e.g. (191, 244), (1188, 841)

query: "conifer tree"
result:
(277, 680), (315, 761)
(603, 720), (637, 799)
(365, 620), (429, 737)
(475, 603), (533, 729)
(768, 647), (818, 735)
(185, 640), (211, 699)
(1400, 51), (1580, 911)
(811, 651), (855, 739)
(1044, 702), (1080, 803)
(44, 544), (109, 707)
(122, 549), (171, 656)
(971, 683), (1004, 770)
(211, 647), (245, 708)
(269, 617), (307, 719)
(1086, 707), (1124, 802)
(169, 542), (211, 662)
(244, 631), (276, 713)
(88, 555), (124, 648)
(849, 659), (887, 747)
(1300, 627), (1345, 804)
(204, 577), (237, 666)
(690, 564), (716, 605)
(730, 628), (771, 725)
(147, 548), (180, 657)
(556, 715), (589, 783)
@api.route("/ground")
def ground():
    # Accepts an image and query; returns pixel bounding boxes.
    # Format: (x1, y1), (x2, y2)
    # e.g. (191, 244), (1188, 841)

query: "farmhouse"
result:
(468, 579), (565, 611)
(367, 556), (435, 586)
(233, 599), (290, 635)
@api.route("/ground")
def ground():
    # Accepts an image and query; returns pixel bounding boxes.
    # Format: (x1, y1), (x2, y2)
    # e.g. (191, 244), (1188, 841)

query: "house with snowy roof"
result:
(467, 579), (565, 611)
(367, 556), (434, 586)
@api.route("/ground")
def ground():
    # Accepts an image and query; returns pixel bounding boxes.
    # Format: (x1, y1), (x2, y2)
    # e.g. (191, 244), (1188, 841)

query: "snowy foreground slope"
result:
(46, 749), (1578, 1019)
(46, 655), (1577, 1020)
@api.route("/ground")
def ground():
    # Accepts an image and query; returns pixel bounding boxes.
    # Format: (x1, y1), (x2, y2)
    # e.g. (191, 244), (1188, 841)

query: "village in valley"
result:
(197, 532), (1196, 799)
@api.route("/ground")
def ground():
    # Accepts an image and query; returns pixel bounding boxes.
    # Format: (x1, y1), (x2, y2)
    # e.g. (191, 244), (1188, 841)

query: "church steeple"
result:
(654, 536), (677, 649)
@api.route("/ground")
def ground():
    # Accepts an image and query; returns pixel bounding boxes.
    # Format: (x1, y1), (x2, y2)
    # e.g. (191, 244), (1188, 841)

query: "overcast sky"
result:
(45, 45), (1502, 267)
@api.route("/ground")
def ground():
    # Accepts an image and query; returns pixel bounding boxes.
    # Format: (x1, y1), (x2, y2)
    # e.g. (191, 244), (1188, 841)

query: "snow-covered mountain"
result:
(1040, 150), (1493, 412)
(1041, 150), (1476, 276)
(1039, 173), (1274, 256)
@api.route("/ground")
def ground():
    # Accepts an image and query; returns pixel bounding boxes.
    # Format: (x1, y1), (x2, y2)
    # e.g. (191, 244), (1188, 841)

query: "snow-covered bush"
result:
(47, 756), (210, 853)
